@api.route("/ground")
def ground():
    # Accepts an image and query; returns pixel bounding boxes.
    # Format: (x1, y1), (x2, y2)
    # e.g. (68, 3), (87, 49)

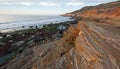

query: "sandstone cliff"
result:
(65, 1), (120, 18)
(1, 1), (120, 69)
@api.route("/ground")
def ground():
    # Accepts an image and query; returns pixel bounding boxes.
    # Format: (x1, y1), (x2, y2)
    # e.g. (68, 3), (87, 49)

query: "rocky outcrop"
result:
(74, 20), (120, 69)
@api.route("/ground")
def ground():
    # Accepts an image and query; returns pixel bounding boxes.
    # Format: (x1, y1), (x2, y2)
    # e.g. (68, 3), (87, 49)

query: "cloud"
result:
(39, 2), (60, 7)
(66, 2), (85, 6)
(20, 2), (34, 6)
(0, 0), (116, 3)
(0, 1), (60, 7)
(0, 2), (34, 6)
(0, 2), (18, 5)
(0, 0), (115, 6)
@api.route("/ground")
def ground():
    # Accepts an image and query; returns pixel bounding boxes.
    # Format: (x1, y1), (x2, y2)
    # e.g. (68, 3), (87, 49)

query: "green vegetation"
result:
(42, 24), (58, 34)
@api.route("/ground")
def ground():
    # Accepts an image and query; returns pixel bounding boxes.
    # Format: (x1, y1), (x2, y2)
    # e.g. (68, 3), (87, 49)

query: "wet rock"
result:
(57, 25), (66, 30)
(22, 34), (25, 37)
(8, 40), (13, 43)
(17, 47), (24, 54)
(0, 52), (16, 66)
(28, 35), (35, 40)
(11, 41), (25, 48)
(34, 37), (45, 43)
(0, 36), (3, 39)
(6, 35), (12, 38)
(0, 42), (6, 46)
(27, 40), (34, 45)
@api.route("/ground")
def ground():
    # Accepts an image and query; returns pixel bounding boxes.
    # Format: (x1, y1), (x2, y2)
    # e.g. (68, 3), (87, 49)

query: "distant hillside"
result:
(72, 1), (120, 13)
(64, 1), (120, 18)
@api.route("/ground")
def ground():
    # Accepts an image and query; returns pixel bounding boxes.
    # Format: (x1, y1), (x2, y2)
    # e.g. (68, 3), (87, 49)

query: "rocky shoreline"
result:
(0, 20), (75, 66)
(0, 1), (120, 69)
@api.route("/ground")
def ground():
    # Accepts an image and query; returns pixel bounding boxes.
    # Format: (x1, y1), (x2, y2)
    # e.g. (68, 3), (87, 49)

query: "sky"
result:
(0, 0), (116, 15)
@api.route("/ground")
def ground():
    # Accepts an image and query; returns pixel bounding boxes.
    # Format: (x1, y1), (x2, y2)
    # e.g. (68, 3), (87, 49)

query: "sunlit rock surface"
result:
(75, 20), (120, 69)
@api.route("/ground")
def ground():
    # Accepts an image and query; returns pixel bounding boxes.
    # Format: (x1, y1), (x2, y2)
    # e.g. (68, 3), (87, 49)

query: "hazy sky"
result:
(0, 0), (116, 15)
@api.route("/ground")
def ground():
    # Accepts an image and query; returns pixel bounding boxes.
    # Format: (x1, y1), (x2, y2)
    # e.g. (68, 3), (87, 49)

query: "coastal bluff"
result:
(1, 1), (120, 69)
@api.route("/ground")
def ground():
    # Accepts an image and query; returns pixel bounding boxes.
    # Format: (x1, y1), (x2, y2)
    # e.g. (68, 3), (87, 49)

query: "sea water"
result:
(0, 15), (73, 32)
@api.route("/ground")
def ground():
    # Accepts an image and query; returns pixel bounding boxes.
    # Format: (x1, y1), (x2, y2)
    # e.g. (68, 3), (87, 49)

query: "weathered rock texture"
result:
(1, 1), (120, 69)
(74, 20), (120, 69)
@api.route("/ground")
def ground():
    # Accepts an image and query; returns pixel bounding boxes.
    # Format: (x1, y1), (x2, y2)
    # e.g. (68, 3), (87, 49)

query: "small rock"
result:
(22, 34), (25, 37)
(17, 47), (23, 54)
(9, 40), (13, 43)
(57, 25), (66, 30)
(12, 41), (25, 47)
(27, 40), (34, 45)
(0, 36), (3, 39)
(6, 35), (12, 38)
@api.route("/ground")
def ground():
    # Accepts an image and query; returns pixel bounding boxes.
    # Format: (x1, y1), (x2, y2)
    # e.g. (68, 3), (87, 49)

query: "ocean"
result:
(0, 15), (73, 32)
